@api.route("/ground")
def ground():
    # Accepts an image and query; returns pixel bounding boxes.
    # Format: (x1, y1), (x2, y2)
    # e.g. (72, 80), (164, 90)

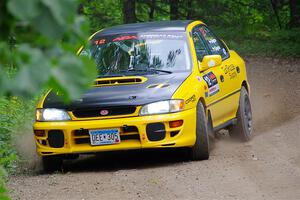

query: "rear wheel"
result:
(189, 102), (209, 160)
(229, 87), (253, 141)
(42, 155), (63, 173)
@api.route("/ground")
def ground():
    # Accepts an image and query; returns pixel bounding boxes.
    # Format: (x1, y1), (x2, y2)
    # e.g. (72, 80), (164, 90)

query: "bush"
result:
(0, 97), (36, 200)
(213, 26), (300, 57)
(0, 165), (9, 200)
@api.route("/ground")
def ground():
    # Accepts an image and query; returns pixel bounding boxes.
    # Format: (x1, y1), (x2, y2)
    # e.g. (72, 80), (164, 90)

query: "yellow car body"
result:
(33, 20), (250, 159)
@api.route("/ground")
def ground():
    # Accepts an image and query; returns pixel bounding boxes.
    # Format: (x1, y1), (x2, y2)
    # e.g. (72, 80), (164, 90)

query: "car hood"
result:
(43, 72), (190, 110)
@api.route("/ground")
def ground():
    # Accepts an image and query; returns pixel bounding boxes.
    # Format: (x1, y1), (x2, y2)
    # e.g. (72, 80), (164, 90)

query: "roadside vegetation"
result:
(0, 0), (299, 199)
(0, 98), (35, 200)
(83, 0), (300, 57)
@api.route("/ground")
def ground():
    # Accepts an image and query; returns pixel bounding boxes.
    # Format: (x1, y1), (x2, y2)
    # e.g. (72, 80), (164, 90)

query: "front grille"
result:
(75, 137), (90, 144)
(72, 106), (136, 118)
(73, 126), (140, 145)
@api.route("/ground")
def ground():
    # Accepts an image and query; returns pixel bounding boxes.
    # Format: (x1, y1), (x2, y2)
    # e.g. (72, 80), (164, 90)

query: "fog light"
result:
(34, 130), (45, 137)
(169, 120), (183, 128)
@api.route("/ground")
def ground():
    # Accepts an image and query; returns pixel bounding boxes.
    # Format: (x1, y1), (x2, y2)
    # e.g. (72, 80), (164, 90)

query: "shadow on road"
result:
(62, 148), (192, 173)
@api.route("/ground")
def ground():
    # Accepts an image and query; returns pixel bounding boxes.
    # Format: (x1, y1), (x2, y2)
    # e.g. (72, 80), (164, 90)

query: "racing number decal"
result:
(203, 72), (220, 97)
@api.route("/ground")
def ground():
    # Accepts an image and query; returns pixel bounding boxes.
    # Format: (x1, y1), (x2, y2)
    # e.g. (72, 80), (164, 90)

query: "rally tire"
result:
(207, 112), (215, 139)
(229, 86), (253, 141)
(189, 102), (209, 160)
(42, 155), (63, 173)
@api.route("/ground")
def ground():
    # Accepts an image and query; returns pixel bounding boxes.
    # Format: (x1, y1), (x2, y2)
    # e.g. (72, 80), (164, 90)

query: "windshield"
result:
(81, 32), (191, 77)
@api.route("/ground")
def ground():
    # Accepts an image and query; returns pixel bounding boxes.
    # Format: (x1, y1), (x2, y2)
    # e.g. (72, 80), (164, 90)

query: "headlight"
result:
(36, 108), (71, 121)
(140, 100), (185, 115)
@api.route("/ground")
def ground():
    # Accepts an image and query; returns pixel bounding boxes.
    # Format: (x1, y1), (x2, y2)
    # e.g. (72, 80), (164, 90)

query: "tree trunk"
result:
(78, 0), (93, 15)
(290, 0), (300, 28)
(123, 0), (137, 24)
(77, 3), (84, 15)
(186, 0), (193, 19)
(271, 0), (282, 29)
(0, 0), (11, 41)
(149, 0), (156, 21)
(170, 0), (179, 20)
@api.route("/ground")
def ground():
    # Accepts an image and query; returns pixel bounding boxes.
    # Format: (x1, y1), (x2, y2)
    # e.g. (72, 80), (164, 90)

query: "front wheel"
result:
(189, 102), (209, 160)
(229, 86), (253, 141)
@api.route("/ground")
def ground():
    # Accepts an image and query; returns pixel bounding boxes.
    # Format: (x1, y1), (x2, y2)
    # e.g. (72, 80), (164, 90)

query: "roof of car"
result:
(93, 20), (194, 38)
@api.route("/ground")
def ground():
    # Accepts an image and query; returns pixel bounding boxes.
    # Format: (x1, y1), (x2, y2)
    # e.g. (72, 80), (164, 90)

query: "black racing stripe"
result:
(207, 89), (240, 108)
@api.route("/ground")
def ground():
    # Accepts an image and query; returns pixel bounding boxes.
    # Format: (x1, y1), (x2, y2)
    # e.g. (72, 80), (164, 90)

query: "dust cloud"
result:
(13, 123), (42, 172)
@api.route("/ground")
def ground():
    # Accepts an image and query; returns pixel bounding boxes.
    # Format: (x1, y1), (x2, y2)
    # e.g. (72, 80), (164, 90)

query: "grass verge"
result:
(0, 97), (36, 200)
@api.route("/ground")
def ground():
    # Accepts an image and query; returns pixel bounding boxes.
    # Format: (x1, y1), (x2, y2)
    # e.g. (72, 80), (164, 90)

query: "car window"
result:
(192, 30), (209, 61)
(83, 32), (192, 77)
(198, 26), (229, 60)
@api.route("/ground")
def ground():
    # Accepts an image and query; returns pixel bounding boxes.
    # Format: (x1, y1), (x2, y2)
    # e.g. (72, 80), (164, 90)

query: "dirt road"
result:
(8, 57), (300, 200)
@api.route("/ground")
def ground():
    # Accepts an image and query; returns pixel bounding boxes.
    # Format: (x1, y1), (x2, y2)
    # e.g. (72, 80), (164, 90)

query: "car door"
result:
(192, 25), (238, 127)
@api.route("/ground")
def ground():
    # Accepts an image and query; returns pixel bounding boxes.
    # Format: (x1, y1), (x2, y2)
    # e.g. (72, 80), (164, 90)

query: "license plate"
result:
(89, 129), (121, 146)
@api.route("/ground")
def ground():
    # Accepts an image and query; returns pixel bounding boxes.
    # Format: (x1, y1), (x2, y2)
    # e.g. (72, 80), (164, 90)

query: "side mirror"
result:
(199, 55), (222, 72)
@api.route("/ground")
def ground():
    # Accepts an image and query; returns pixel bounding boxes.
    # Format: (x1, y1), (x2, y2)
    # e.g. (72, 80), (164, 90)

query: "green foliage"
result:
(0, 97), (35, 168)
(82, 0), (122, 32)
(0, 97), (36, 199)
(80, 0), (299, 57)
(213, 26), (300, 57)
(1, 1), (97, 197)
(0, 165), (9, 200)
(0, 0), (97, 100)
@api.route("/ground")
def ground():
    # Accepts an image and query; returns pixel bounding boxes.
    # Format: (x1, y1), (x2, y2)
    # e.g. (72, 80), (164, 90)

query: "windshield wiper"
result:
(149, 69), (172, 74)
(127, 68), (172, 74)
(97, 68), (172, 78)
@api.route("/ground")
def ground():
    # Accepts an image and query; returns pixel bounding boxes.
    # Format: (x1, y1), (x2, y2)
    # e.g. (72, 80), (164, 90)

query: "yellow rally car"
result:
(33, 20), (252, 171)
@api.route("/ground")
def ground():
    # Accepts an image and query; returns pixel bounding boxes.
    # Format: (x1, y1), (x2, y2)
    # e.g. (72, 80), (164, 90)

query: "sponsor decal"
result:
(199, 27), (207, 37)
(196, 76), (201, 82)
(208, 39), (217, 44)
(100, 109), (109, 116)
(222, 64), (237, 79)
(128, 95), (137, 100)
(113, 35), (137, 42)
(186, 95), (196, 104)
(208, 84), (220, 96)
(94, 39), (106, 45)
(139, 33), (184, 40)
(212, 46), (221, 51)
(203, 71), (220, 96)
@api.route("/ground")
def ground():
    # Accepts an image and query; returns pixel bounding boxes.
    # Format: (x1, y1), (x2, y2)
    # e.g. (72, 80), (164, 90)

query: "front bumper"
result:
(33, 108), (196, 156)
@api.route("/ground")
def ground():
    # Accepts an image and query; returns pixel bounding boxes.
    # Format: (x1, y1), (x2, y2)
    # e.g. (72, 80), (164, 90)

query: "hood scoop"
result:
(94, 76), (147, 87)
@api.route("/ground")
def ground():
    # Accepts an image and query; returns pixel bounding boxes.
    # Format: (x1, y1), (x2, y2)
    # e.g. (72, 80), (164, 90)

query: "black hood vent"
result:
(94, 76), (146, 87)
